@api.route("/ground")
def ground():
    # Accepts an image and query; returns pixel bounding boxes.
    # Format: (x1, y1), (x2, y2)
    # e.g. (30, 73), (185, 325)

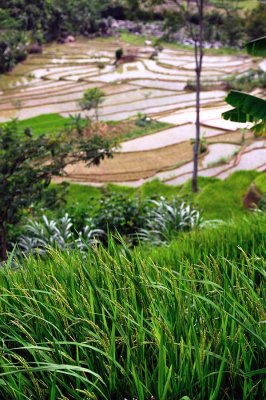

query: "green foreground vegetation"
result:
(0, 213), (265, 399)
(1, 2), (266, 398)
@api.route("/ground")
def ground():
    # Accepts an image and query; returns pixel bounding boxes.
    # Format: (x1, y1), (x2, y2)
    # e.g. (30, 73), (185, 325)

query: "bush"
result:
(226, 69), (266, 92)
(0, 30), (28, 73)
(246, 4), (266, 40)
(17, 214), (104, 255)
(139, 197), (201, 244)
(115, 47), (123, 62)
(88, 192), (147, 238)
(135, 113), (150, 127)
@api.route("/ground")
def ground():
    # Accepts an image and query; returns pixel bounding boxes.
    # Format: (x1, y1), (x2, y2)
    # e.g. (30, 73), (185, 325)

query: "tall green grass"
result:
(0, 214), (265, 399)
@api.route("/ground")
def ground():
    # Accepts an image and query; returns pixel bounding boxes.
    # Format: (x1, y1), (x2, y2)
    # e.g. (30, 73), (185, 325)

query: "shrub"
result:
(135, 113), (150, 127)
(88, 192), (147, 238)
(190, 133), (207, 154)
(115, 47), (123, 62)
(0, 30), (28, 73)
(139, 197), (201, 244)
(17, 214), (104, 255)
(226, 69), (266, 92)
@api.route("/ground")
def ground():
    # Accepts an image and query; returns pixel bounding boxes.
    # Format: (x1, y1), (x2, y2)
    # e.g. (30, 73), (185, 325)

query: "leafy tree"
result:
(0, 120), (114, 260)
(163, 10), (184, 41)
(0, 32), (27, 73)
(0, 0), (50, 32)
(0, 0), (113, 70)
(245, 3), (266, 40)
(223, 36), (266, 136)
(79, 88), (105, 122)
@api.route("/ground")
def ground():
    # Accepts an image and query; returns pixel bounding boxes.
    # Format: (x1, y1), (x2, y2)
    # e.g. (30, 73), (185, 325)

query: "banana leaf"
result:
(222, 108), (255, 123)
(224, 91), (266, 121)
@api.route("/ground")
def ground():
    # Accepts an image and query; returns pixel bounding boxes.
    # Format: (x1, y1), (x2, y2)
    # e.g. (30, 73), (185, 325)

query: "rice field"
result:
(0, 36), (265, 185)
(0, 213), (265, 400)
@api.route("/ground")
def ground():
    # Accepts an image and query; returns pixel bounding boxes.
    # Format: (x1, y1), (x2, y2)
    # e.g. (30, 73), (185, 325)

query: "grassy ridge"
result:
(195, 170), (260, 219)
(2, 114), (171, 141)
(63, 171), (265, 220)
(0, 214), (265, 399)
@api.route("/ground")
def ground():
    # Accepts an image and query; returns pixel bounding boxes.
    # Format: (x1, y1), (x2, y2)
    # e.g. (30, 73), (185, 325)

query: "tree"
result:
(155, 0), (251, 191)
(245, 3), (266, 41)
(79, 88), (105, 122)
(223, 36), (266, 136)
(146, 0), (206, 191)
(165, 0), (205, 192)
(0, 120), (114, 260)
(0, 30), (28, 73)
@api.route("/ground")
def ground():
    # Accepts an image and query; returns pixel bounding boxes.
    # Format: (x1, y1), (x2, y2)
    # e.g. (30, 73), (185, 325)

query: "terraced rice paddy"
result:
(0, 37), (265, 185)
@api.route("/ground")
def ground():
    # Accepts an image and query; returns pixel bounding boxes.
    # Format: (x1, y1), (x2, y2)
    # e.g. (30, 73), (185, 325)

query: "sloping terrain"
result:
(0, 37), (264, 185)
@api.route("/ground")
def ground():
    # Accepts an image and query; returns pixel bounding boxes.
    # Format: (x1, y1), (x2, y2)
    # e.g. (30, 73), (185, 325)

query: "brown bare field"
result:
(63, 130), (258, 183)
(64, 141), (194, 182)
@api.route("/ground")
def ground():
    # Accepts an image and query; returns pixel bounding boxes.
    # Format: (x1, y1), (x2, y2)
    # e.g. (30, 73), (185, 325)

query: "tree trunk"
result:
(192, 67), (201, 193)
(0, 223), (8, 261)
(95, 106), (99, 122)
(192, 0), (204, 193)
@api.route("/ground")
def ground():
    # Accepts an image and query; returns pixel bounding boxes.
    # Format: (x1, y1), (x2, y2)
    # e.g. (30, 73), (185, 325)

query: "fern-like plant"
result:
(17, 214), (104, 255)
(138, 197), (201, 245)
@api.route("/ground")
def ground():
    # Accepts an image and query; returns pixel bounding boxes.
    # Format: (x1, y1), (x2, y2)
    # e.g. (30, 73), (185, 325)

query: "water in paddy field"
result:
(0, 38), (265, 184)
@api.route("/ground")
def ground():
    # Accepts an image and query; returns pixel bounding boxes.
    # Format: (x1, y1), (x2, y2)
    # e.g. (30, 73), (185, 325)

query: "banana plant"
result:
(223, 36), (266, 136)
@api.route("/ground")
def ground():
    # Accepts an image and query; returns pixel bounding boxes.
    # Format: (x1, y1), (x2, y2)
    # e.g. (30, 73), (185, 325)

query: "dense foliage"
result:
(0, 213), (265, 399)
(0, 1), (265, 73)
(0, 120), (114, 260)
(14, 195), (202, 256)
(17, 214), (104, 255)
(226, 69), (266, 92)
(0, 0), (112, 72)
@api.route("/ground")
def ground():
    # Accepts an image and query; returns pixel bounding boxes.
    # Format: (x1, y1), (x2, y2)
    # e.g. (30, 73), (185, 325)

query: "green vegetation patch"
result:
(65, 183), (102, 208)
(7, 114), (71, 137)
(122, 120), (172, 141)
(63, 171), (265, 221)
(119, 32), (147, 46)
(1, 211), (265, 399)
(4, 114), (171, 141)
(140, 179), (181, 199)
(145, 211), (266, 266)
(179, 176), (219, 199)
(105, 183), (136, 197)
(255, 173), (266, 194)
(196, 170), (260, 219)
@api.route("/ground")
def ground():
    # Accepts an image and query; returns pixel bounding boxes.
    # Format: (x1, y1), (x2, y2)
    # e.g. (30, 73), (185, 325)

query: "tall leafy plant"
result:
(223, 36), (266, 136)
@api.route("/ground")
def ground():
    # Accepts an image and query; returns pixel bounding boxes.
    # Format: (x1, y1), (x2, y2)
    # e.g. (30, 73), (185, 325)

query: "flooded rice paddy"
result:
(0, 37), (265, 185)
